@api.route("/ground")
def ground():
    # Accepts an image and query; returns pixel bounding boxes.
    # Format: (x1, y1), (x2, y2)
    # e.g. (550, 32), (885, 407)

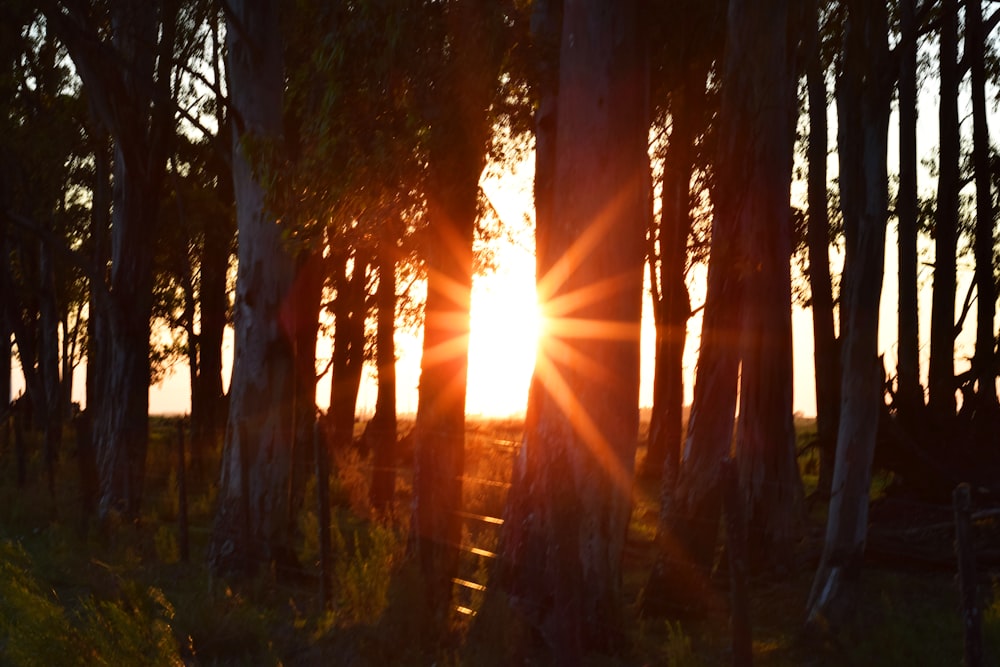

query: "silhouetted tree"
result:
(410, 0), (512, 620)
(498, 0), (647, 658)
(806, 0), (840, 499)
(808, 0), (892, 629)
(967, 0), (998, 426)
(41, 0), (179, 518)
(928, 0), (959, 429)
(896, 0), (924, 427)
(734, 0), (805, 571)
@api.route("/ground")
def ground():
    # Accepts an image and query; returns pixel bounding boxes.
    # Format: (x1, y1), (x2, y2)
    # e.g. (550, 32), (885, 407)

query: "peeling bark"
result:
(208, 0), (297, 577)
(498, 0), (646, 656)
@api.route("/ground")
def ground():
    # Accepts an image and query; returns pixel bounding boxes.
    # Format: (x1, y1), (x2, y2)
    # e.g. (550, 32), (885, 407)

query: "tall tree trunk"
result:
(328, 250), (368, 451)
(208, 0), (297, 577)
(38, 240), (61, 493)
(0, 229), (10, 426)
(191, 29), (234, 468)
(644, 71), (698, 484)
(85, 118), (110, 421)
(928, 0), (959, 429)
(410, 0), (499, 621)
(497, 0), (646, 657)
(806, 0), (840, 499)
(967, 0), (998, 425)
(733, 0), (804, 571)
(492, 0), (559, 629)
(191, 147), (233, 473)
(643, 47), (744, 619)
(896, 0), (923, 427)
(807, 0), (891, 629)
(44, 0), (178, 519)
(369, 238), (398, 513)
(284, 250), (325, 532)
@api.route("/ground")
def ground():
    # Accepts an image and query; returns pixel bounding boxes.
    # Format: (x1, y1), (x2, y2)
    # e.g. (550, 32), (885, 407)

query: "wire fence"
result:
(1, 411), (992, 660)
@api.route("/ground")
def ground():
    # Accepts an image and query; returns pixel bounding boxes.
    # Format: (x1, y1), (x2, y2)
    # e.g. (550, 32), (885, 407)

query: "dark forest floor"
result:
(0, 415), (998, 665)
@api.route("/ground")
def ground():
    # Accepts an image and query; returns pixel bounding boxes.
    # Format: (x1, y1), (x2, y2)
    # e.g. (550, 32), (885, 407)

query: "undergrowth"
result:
(0, 415), (998, 665)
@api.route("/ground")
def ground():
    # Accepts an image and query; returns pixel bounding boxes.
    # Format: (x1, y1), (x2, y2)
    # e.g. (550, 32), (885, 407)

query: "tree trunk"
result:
(284, 250), (325, 531)
(328, 250), (368, 451)
(807, 0), (891, 629)
(410, 0), (500, 621)
(497, 0), (646, 657)
(38, 240), (62, 494)
(896, 0), (923, 427)
(928, 0), (959, 429)
(208, 0), (297, 577)
(967, 0), (998, 425)
(192, 210), (230, 459)
(644, 71), (698, 484)
(44, 0), (177, 519)
(806, 0), (840, 499)
(85, 117), (110, 421)
(0, 228), (9, 428)
(369, 238), (398, 513)
(733, 0), (804, 571)
(643, 47), (744, 620)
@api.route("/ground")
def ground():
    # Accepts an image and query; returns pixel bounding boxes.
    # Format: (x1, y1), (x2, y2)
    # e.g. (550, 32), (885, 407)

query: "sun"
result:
(466, 246), (542, 417)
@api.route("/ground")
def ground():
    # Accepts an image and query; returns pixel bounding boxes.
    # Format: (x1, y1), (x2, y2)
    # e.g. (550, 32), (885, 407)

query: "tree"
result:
(0, 11), (91, 493)
(409, 0), (511, 619)
(732, 0), (804, 570)
(896, 0), (924, 427)
(966, 0), (998, 426)
(806, 0), (841, 499)
(369, 231), (399, 513)
(643, 0), (722, 485)
(208, 0), (297, 577)
(497, 0), (647, 657)
(807, 0), (892, 628)
(928, 0), (959, 429)
(41, 0), (179, 518)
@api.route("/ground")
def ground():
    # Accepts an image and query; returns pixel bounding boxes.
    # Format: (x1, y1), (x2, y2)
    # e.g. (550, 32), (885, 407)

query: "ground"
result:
(0, 414), (998, 665)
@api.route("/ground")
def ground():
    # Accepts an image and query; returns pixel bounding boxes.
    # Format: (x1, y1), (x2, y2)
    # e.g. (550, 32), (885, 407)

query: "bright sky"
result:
(136, 153), (822, 419)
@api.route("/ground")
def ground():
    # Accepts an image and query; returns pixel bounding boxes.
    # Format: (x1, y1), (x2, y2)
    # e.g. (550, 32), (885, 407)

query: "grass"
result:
(0, 414), (997, 664)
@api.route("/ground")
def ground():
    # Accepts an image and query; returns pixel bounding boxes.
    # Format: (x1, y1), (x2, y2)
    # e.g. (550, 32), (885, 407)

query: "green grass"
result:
(0, 414), (997, 665)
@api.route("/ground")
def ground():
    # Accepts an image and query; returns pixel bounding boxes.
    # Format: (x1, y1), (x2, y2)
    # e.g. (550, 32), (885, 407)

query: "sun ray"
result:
(541, 272), (638, 321)
(532, 345), (634, 501)
(535, 183), (637, 304)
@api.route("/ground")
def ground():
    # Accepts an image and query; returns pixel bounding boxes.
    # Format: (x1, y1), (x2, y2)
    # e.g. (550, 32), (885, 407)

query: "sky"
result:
(135, 153), (824, 419)
(16, 74), (992, 420)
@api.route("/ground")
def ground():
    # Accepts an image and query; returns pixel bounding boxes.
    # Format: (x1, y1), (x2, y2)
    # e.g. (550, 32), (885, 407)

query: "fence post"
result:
(722, 458), (752, 667)
(176, 418), (189, 563)
(315, 420), (332, 610)
(953, 483), (982, 667)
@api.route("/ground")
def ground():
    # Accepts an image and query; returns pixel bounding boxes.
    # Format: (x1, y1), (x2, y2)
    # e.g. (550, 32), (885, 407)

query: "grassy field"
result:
(0, 415), (997, 665)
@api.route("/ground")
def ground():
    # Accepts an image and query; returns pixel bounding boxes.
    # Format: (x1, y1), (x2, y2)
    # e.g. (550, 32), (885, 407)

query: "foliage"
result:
(0, 540), (181, 666)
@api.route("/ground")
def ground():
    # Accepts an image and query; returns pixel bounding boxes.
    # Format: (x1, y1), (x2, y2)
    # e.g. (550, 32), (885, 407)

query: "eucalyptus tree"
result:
(966, 0), (998, 424)
(0, 9), (91, 492)
(807, 0), (892, 628)
(928, 0), (960, 429)
(498, 0), (648, 657)
(40, 0), (179, 518)
(409, 0), (517, 618)
(896, 0), (924, 427)
(643, 0), (722, 485)
(208, 0), (295, 577)
(732, 0), (805, 571)
(805, 0), (840, 498)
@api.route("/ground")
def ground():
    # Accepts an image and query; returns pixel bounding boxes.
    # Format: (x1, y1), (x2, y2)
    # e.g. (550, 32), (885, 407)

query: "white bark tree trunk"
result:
(208, 0), (297, 577)
(807, 0), (891, 628)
